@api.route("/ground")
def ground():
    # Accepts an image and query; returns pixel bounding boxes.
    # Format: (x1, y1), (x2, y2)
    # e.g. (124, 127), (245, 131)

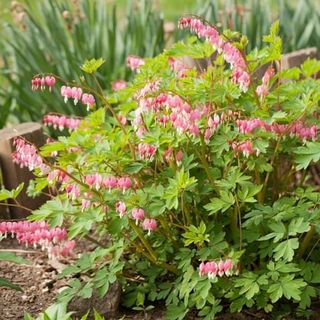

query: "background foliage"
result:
(0, 0), (319, 128)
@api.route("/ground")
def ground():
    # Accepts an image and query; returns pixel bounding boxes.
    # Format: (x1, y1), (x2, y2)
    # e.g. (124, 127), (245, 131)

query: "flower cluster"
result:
(43, 114), (81, 131)
(199, 259), (233, 278)
(12, 138), (49, 173)
(178, 17), (250, 92)
(65, 183), (81, 200)
(0, 221), (75, 259)
(126, 55), (145, 71)
(164, 148), (184, 165)
(237, 119), (318, 141)
(232, 140), (257, 157)
(47, 169), (70, 184)
(112, 80), (127, 91)
(134, 80), (161, 100)
(31, 76), (56, 91)
(115, 204), (157, 235)
(168, 57), (190, 77)
(60, 86), (95, 110)
(85, 174), (132, 193)
(256, 67), (275, 98)
(134, 93), (208, 137)
(137, 143), (157, 161)
(205, 114), (224, 143)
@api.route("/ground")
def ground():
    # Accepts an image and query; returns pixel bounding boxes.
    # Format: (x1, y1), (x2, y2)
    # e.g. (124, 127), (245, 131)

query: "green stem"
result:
(129, 222), (177, 274)
(158, 217), (179, 250)
(298, 225), (315, 258)
(231, 205), (239, 244)
(260, 138), (281, 202)
(51, 165), (104, 201)
(84, 235), (107, 248)
(235, 197), (242, 250)
(129, 220), (157, 261)
(186, 133), (216, 188)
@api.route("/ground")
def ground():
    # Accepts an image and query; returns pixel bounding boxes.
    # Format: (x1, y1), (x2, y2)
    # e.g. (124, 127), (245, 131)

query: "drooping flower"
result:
(131, 208), (145, 225)
(81, 93), (95, 111)
(32, 76), (56, 91)
(118, 177), (132, 193)
(198, 259), (234, 278)
(178, 17), (250, 92)
(112, 80), (127, 91)
(12, 137), (49, 173)
(142, 218), (157, 235)
(0, 221), (75, 259)
(232, 140), (257, 157)
(43, 114), (81, 132)
(85, 173), (102, 190)
(138, 143), (157, 161)
(116, 201), (127, 218)
(126, 55), (145, 71)
(65, 183), (81, 200)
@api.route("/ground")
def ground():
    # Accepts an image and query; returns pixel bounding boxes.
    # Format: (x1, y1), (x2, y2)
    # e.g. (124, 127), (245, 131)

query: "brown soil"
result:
(0, 238), (69, 320)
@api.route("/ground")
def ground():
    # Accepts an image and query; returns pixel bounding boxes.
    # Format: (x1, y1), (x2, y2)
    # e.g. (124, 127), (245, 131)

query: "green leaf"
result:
(13, 183), (24, 198)
(295, 142), (320, 170)
(81, 58), (106, 74)
(235, 273), (260, 300)
(299, 285), (317, 309)
(0, 252), (30, 265)
(301, 59), (320, 78)
(273, 238), (299, 262)
(93, 309), (105, 320)
(124, 162), (145, 174)
(287, 217), (310, 236)
(237, 184), (262, 203)
(267, 283), (283, 303)
(271, 111), (287, 121)
(281, 276), (306, 301)
(0, 277), (22, 291)
(259, 222), (286, 242)
(182, 222), (209, 246)
(166, 303), (189, 320)
(0, 189), (14, 201)
(23, 313), (34, 320)
(204, 191), (235, 214)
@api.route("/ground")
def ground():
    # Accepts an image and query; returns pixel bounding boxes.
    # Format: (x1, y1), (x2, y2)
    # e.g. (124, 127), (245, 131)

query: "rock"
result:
(67, 281), (121, 319)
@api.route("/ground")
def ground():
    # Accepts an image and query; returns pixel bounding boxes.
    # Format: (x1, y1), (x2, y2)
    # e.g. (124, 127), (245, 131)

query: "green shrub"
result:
(4, 16), (320, 319)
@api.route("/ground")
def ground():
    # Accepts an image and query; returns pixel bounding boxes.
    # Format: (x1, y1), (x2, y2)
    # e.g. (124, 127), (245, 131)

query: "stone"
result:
(281, 47), (318, 70)
(67, 281), (121, 319)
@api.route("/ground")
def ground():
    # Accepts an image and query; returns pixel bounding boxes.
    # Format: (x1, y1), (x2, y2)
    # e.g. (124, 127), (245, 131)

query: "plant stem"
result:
(0, 249), (38, 254)
(231, 205), (239, 244)
(129, 220), (157, 261)
(158, 217), (179, 250)
(129, 225), (177, 274)
(236, 197), (242, 250)
(51, 165), (104, 201)
(298, 225), (315, 258)
(0, 202), (32, 212)
(260, 138), (281, 202)
(84, 235), (107, 248)
(186, 133), (217, 188)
